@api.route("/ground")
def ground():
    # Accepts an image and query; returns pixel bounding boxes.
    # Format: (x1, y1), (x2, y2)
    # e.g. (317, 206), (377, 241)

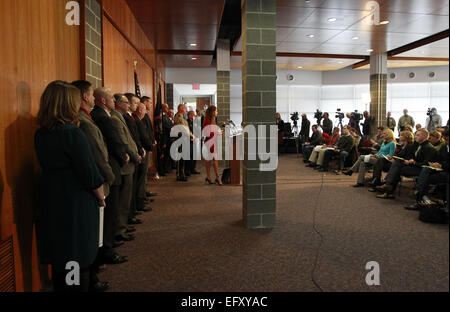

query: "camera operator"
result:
(386, 111), (396, 132)
(361, 111), (374, 139)
(347, 112), (362, 136)
(299, 113), (311, 143)
(398, 109), (415, 134)
(320, 112), (333, 136)
(425, 107), (442, 132)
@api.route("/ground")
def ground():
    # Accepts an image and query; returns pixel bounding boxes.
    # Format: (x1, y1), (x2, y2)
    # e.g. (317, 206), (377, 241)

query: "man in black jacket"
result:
(162, 104), (174, 173)
(299, 114), (311, 144)
(361, 111), (374, 139)
(302, 125), (324, 162)
(185, 111), (201, 176)
(406, 128), (449, 209)
(377, 128), (438, 198)
(320, 113), (333, 136)
(320, 125), (355, 173)
(140, 96), (158, 197)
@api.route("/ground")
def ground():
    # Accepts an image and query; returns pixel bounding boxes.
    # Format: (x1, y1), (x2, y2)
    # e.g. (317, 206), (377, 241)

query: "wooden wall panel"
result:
(0, 0), (80, 291)
(103, 18), (155, 99)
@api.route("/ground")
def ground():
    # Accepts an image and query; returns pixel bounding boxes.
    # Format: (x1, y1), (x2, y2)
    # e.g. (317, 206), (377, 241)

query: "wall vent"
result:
(389, 73), (396, 79)
(409, 72), (416, 79)
(428, 72), (436, 78)
(0, 236), (16, 292)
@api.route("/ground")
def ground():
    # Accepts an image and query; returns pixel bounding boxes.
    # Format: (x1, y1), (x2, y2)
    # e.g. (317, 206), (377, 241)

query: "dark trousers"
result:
(372, 158), (392, 182)
(135, 159), (148, 211)
(117, 174), (133, 236)
(52, 266), (93, 292)
(185, 142), (196, 175)
(101, 185), (120, 258)
(177, 159), (185, 178)
(323, 150), (349, 170)
(164, 140), (172, 172)
(302, 145), (314, 160)
(157, 146), (165, 176)
(385, 161), (422, 190)
(416, 167), (449, 198)
(129, 169), (139, 220)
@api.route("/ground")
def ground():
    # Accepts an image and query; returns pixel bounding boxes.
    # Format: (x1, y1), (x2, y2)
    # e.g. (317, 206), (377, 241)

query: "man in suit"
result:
(173, 104), (193, 181)
(124, 93), (151, 217)
(302, 125), (324, 162)
(162, 104), (174, 174)
(72, 81), (127, 267)
(185, 110), (201, 176)
(140, 96), (158, 197)
(376, 128), (438, 198)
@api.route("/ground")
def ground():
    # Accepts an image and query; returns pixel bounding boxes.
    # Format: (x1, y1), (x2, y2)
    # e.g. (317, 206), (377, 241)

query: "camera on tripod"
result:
(427, 108), (434, 116)
(290, 112), (299, 127)
(351, 110), (363, 122)
(335, 108), (344, 120)
(314, 109), (323, 124)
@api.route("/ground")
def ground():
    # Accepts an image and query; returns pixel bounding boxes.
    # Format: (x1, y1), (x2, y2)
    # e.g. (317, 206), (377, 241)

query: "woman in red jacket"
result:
(203, 106), (224, 185)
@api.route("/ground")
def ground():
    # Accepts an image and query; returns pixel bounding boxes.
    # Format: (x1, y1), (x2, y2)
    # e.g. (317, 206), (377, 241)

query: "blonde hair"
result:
(37, 81), (80, 131)
(383, 128), (395, 143)
(405, 125), (414, 133)
(417, 128), (429, 138)
(400, 131), (414, 144)
(429, 130), (442, 140)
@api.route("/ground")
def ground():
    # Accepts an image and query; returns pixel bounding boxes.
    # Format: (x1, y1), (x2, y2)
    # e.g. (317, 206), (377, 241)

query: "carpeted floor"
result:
(98, 154), (449, 292)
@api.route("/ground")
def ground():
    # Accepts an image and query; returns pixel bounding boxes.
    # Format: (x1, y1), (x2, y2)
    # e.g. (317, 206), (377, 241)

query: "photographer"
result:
(347, 112), (362, 136)
(299, 113), (310, 143)
(425, 107), (442, 132)
(321, 112), (333, 136)
(361, 111), (374, 139)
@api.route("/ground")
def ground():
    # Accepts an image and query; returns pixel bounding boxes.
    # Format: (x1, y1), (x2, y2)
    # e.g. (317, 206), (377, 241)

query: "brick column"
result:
(217, 39), (231, 165)
(242, 0), (277, 229)
(84, 0), (103, 88)
(369, 53), (387, 138)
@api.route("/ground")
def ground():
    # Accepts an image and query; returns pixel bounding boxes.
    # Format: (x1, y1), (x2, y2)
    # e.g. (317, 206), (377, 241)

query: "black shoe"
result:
(146, 192), (158, 197)
(205, 178), (214, 184)
(343, 170), (353, 176)
(134, 211), (143, 216)
(144, 198), (155, 203)
(128, 218), (142, 225)
(137, 206), (152, 212)
(405, 203), (420, 211)
(115, 234), (135, 241)
(318, 168), (328, 172)
(112, 240), (124, 248)
(353, 183), (364, 188)
(191, 171), (201, 175)
(368, 178), (381, 187)
(333, 170), (341, 175)
(89, 281), (110, 292)
(177, 176), (188, 182)
(102, 253), (128, 265)
(303, 159), (309, 163)
(368, 187), (377, 193)
(125, 227), (136, 233)
(185, 173), (191, 177)
(313, 166), (321, 170)
(307, 163), (315, 167)
(159, 173), (166, 177)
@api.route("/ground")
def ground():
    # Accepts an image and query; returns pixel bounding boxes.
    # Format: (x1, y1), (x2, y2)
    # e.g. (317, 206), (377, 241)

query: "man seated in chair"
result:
(319, 125), (354, 174)
(302, 125), (324, 162)
(306, 127), (339, 170)
(376, 128), (438, 199)
(405, 128), (449, 210)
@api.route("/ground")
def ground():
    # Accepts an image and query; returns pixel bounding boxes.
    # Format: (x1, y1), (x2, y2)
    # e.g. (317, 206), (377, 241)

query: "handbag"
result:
(419, 203), (449, 224)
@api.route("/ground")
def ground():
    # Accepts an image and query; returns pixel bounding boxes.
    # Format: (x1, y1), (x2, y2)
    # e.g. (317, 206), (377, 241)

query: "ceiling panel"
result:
(162, 54), (213, 67)
(297, 8), (370, 30)
(357, 59), (449, 69)
(276, 42), (321, 53)
(379, 0), (449, 14)
(396, 38), (450, 57)
(283, 28), (342, 43)
(277, 6), (316, 27)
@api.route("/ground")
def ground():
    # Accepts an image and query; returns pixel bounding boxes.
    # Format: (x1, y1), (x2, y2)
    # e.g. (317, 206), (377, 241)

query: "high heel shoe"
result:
(215, 179), (224, 186)
(205, 178), (214, 184)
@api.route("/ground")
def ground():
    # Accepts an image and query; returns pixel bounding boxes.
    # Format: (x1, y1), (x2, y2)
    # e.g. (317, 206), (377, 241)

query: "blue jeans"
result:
(302, 145), (314, 160)
(323, 150), (349, 170)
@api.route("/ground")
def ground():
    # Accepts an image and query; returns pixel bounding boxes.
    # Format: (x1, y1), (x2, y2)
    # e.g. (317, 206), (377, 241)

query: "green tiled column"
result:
(369, 53), (387, 138)
(242, 0), (277, 229)
(217, 39), (231, 165)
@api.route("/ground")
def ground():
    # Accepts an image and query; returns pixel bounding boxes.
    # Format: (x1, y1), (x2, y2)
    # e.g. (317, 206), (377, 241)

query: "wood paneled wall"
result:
(0, 0), (81, 291)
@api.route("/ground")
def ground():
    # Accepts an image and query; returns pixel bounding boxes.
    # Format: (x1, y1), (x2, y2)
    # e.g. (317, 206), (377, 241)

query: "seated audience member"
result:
(406, 129), (449, 210)
(302, 125), (324, 162)
(429, 130), (445, 151)
(405, 125), (414, 133)
(368, 131), (416, 191)
(343, 129), (396, 187)
(415, 124), (422, 134)
(376, 128), (438, 199)
(319, 125), (355, 174)
(371, 126), (385, 150)
(307, 127), (339, 169)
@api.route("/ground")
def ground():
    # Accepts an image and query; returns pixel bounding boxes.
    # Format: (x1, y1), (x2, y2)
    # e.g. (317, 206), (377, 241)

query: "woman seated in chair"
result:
(367, 131), (416, 192)
(343, 128), (396, 187)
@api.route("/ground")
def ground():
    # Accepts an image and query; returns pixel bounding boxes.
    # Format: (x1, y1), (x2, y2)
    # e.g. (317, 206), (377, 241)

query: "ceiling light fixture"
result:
(367, 49), (374, 52)
(379, 20), (390, 25)
(306, 34), (315, 38)
(191, 57), (198, 60)
(338, 61), (344, 64)
(189, 43), (197, 47)
(297, 66), (303, 69)
(327, 17), (337, 22)
(352, 36), (359, 40)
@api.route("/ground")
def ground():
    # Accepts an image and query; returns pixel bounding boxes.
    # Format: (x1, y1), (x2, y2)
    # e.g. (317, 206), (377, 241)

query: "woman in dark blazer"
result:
(35, 81), (105, 292)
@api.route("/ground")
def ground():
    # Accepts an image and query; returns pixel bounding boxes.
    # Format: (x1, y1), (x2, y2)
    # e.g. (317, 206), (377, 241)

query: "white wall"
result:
(166, 65), (449, 130)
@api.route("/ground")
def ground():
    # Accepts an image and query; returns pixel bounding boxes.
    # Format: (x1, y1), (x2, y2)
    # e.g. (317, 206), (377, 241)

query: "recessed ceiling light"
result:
(352, 36), (359, 40)
(367, 49), (374, 52)
(306, 34), (315, 38)
(191, 57), (198, 60)
(380, 20), (390, 25)
(327, 17), (337, 22)
(189, 43), (197, 47)
(338, 61), (344, 64)
(297, 66), (303, 69)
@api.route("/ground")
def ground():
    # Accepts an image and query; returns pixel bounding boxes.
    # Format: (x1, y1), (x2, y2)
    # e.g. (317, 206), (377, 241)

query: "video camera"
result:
(314, 109), (323, 124)
(427, 108), (434, 116)
(335, 108), (345, 120)
(351, 110), (363, 122)
(290, 112), (299, 127)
